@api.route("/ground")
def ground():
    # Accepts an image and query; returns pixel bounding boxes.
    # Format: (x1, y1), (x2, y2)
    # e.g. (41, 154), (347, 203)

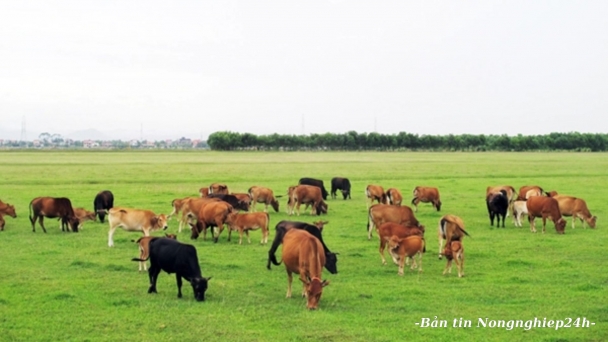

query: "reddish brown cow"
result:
(518, 185), (544, 200)
(0, 215), (4, 231)
(132, 233), (178, 272)
(442, 240), (464, 278)
(225, 211), (270, 245)
(280, 229), (329, 310)
(551, 195), (597, 229)
(177, 197), (221, 232)
(377, 222), (424, 265)
(249, 186), (280, 213)
(108, 208), (169, 247)
(412, 186), (442, 212)
(385, 188), (403, 206)
(190, 201), (234, 242)
(526, 196), (566, 234)
(0, 200), (16, 230)
(387, 235), (425, 276)
(29, 197), (79, 233)
(437, 214), (469, 259)
(289, 185), (328, 216)
(367, 204), (423, 240)
(366, 185), (385, 208)
(199, 187), (210, 198)
(209, 183), (229, 195)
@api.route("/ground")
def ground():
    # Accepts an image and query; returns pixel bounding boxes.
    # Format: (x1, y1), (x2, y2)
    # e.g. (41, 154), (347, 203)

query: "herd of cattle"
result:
(0, 177), (598, 310)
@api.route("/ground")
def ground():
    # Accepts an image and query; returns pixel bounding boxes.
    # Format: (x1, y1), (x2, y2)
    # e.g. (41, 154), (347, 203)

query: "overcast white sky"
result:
(1, 1), (607, 141)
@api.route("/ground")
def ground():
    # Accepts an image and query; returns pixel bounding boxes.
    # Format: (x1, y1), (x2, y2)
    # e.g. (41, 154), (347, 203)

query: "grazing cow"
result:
(176, 197), (221, 233)
(132, 233), (178, 272)
(412, 186), (441, 212)
(0, 200), (16, 230)
(224, 211), (270, 244)
(551, 195), (597, 229)
(72, 207), (97, 230)
(365, 185), (385, 208)
(486, 190), (508, 228)
(208, 183), (229, 195)
(387, 235), (425, 276)
(486, 185), (516, 217)
(248, 186), (280, 213)
(267, 220), (338, 274)
(385, 188), (403, 206)
(442, 240), (464, 278)
(437, 214), (469, 259)
(231, 193), (252, 207)
(289, 185), (328, 216)
(518, 185), (544, 200)
(93, 190), (114, 223)
(298, 178), (329, 200)
(29, 197), (79, 233)
(526, 196), (566, 234)
(377, 222), (424, 266)
(330, 177), (351, 200)
(367, 204), (423, 240)
(208, 193), (250, 212)
(278, 229), (329, 310)
(0, 215), (4, 231)
(190, 201), (234, 242)
(199, 187), (210, 198)
(107, 208), (169, 247)
(132, 238), (211, 301)
(512, 200), (529, 227)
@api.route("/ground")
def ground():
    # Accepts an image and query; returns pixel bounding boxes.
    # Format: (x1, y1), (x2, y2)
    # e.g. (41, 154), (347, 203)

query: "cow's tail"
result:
(131, 257), (148, 262)
(459, 227), (471, 238)
(28, 200), (34, 225)
(267, 226), (287, 269)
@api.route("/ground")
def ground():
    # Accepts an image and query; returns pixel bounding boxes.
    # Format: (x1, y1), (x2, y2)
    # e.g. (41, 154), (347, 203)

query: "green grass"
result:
(0, 151), (606, 342)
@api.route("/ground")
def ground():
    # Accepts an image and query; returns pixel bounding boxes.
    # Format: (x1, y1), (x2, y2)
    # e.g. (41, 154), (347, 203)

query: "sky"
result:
(1, 1), (607, 141)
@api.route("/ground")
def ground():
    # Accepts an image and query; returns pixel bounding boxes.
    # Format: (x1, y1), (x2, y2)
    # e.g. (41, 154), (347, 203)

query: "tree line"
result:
(207, 131), (608, 152)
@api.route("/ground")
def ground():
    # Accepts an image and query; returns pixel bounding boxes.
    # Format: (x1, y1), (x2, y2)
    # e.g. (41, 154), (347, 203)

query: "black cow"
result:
(267, 220), (338, 274)
(132, 238), (211, 301)
(330, 177), (351, 200)
(94, 190), (114, 223)
(487, 190), (508, 228)
(298, 178), (329, 200)
(207, 194), (250, 212)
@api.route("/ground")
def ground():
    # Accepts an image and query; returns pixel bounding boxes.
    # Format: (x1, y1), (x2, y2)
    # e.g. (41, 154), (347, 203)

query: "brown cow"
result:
(29, 197), (79, 233)
(199, 187), (210, 198)
(280, 229), (329, 310)
(518, 185), (544, 200)
(385, 188), (403, 206)
(107, 208), (169, 247)
(72, 207), (97, 230)
(209, 183), (229, 195)
(0, 200), (16, 230)
(366, 185), (385, 208)
(486, 185), (516, 217)
(289, 185), (328, 216)
(0, 215), (4, 231)
(442, 240), (464, 278)
(387, 235), (425, 276)
(176, 197), (221, 232)
(551, 195), (597, 229)
(190, 201), (234, 242)
(132, 233), (178, 272)
(367, 204), (423, 240)
(412, 186), (441, 212)
(437, 214), (469, 259)
(225, 211), (270, 244)
(526, 196), (566, 234)
(377, 222), (424, 265)
(231, 193), (252, 209)
(249, 186), (280, 213)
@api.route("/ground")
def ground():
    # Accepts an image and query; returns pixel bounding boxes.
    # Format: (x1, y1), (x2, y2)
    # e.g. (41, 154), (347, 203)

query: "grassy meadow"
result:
(0, 151), (606, 342)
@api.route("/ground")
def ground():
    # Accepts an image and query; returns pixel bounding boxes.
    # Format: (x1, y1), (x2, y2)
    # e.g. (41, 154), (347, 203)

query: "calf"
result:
(442, 240), (464, 278)
(249, 186), (280, 213)
(412, 186), (441, 212)
(387, 235), (425, 276)
(132, 238), (211, 301)
(0, 200), (16, 230)
(72, 207), (97, 230)
(385, 188), (403, 206)
(107, 208), (169, 247)
(437, 215), (469, 259)
(225, 211), (270, 245)
(330, 177), (351, 200)
(199, 187), (210, 198)
(178, 197), (221, 233)
(367, 204), (423, 240)
(29, 197), (79, 233)
(377, 222), (424, 266)
(552, 195), (597, 229)
(512, 200), (528, 227)
(132, 233), (178, 272)
(93, 190), (114, 223)
(298, 177), (329, 200)
(366, 185), (385, 208)
(486, 190), (508, 228)
(526, 196), (566, 234)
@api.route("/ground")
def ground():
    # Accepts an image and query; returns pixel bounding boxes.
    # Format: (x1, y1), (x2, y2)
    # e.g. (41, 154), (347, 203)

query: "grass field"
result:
(0, 151), (606, 342)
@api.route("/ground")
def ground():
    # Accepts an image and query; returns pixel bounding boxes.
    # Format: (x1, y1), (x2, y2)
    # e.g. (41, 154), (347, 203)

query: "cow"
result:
(107, 208), (169, 247)
(387, 235), (425, 276)
(412, 186), (441, 212)
(29, 197), (79, 233)
(190, 201), (234, 242)
(551, 195), (597, 229)
(512, 200), (528, 227)
(207, 193), (250, 212)
(486, 190), (508, 228)
(267, 220), (338, 274)
(248, 186), (280, 213)
(442, 240), (464, 278)
(224, 211), (270, 245)
(0, 200), (16, 230)
(385, 188), (403, 206)
(365, 185), (385, 208)
(0, 215), (4, 231)
(132, 233), (178, 272)
(330, 177), (351, 200)
(437, 214), (469, 259)
(298, 177), (329, 200)
(93, 190), (114, 223)
(289, 185), (328, 216)
(367, 204), (423, 240)
(132, 237), (211, 301)
(231, 193), (252, 208)
(175, 197), (221, 233)
(277, 229), (329, 310)
(168, 197), (191, 232)
(208, 183), (229, 195)
(199, 187), (210, 198)
(72, 207), (97, 230)
(518, 185), (544, 200)
(377, 222), (424, 266)
(486, 185), (516, 217)
(526, 196), (566, 234)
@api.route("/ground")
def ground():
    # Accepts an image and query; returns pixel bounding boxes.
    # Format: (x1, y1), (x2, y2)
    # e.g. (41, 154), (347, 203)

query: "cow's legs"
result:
(175, 274), (183, 298)
(286, 271), (293, 298)
(147, 264), (161, 294)
(528, 215), (537, 233)
(438, 236), (445, 259)
(456, 251), (464, 277)
(39, 216), (48, 233)
(542, 217), (547, 233)
(379, 239), (388, 265)
(245, 230), (251, 244)
(397, 254), (405, 276)
(108, 224), (118, 247)
(443, 259), (452, 275)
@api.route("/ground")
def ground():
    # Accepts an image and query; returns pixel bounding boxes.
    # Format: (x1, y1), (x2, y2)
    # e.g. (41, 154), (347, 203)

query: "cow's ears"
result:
(321, 280), (330, 287)
(204, 276), (212, 282)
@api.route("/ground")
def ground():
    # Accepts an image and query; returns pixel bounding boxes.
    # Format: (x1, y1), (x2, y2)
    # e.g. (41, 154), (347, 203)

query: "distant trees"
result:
(207, 131), (608, 152)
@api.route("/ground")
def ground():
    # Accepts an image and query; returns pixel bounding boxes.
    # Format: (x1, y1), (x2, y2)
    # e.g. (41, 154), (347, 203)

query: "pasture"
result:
(0, 151), (606, 342)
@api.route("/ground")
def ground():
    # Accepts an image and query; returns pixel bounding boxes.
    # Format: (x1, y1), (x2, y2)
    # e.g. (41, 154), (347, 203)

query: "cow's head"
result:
(588, 216), (597, 229)
(165, 233), (178, 240)
(313, 221), (329, 231)
(434, 200), (442, 211)
(68, 216), (80, 232)
(341, 189), (350, 199)
(190, 222), (201, 240)
(85, 211), (96, 222)
(4, 204), (16, 218)
(237, 200), (250, 212)
(153, 214), (169, 230)
(324, 252), (338, 274)
(315, 202), (328, 215)
(191, 276), (211, 302)
(270, 199), (280, 213)
(96, 209), (108, 223)
(555, 218), (566, 234)
(301, 276), (329, 310)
